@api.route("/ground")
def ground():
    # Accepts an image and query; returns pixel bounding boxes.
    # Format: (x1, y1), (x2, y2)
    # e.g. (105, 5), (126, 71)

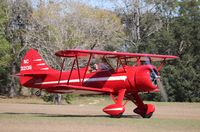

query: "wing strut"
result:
(157, 59), (166, 71)
(75, 55), (81, 83)
(67, 58), (76, 84)
(58, 58), (65, 84)
(118, 58), (126, 72)
(115, 57), (119, 72)
(82, 54), (92, 85)
(136, 57), (141, 66)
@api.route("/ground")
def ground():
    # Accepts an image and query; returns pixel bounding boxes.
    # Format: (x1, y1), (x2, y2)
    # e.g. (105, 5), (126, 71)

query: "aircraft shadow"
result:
(2, 112), (141, 119)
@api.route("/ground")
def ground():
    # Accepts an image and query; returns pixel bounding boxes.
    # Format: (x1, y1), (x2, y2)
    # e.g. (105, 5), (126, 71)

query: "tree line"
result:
(0, 0), (199, 102)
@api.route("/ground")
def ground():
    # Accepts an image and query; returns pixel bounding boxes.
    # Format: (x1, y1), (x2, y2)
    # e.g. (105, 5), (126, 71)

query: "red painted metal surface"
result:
(17, 48), (178, 118)
(103, 104), (125, 116)
(55, 49), (178, 61)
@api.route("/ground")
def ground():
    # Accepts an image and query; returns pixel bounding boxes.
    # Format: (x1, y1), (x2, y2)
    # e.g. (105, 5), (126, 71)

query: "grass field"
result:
(0, 96), (200, 132)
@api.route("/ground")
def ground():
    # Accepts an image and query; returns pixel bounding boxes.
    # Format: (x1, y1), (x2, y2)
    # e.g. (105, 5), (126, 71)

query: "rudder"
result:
(20, 48), (50, 75)
(19, 48), (51, 86)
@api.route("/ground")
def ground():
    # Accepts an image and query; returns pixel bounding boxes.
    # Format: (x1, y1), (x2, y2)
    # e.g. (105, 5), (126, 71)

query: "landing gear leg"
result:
(126, 93), (155, 118)
(103, 89), (126, 118)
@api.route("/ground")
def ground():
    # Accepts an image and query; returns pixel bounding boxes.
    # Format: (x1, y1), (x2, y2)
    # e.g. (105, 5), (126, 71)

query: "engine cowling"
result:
(134, 65), (158, 92)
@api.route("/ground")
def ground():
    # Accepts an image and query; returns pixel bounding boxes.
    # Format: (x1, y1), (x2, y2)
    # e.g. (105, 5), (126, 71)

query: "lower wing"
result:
(46, 84), (114, 94)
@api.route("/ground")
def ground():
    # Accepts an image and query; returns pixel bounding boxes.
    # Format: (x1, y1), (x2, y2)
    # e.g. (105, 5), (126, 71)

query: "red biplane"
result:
(18, 48), (178, 118)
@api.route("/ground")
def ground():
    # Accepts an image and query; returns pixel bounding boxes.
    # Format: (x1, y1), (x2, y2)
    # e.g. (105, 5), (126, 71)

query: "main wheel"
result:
(141, 112), (153, 118)
(133, 104), (155, 118)
(110, 113), (123, 118)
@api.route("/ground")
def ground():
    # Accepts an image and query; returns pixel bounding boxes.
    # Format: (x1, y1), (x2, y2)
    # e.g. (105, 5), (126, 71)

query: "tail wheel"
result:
(35, 90), (41, 96)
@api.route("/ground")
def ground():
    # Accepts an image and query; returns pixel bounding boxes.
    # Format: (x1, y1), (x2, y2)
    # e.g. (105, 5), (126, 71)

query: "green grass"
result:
(0, 96), (200, 132)
(0, 112), (199, 132)
(0, 96), (47, 104)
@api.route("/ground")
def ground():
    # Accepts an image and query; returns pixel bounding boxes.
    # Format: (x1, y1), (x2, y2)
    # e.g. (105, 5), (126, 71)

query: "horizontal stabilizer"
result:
(15, 72), (47, 76)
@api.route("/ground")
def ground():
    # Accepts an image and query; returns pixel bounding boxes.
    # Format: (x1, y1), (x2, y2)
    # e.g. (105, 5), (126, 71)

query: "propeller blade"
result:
(144, 56), (168, 102)
(157, 79), (168, 102)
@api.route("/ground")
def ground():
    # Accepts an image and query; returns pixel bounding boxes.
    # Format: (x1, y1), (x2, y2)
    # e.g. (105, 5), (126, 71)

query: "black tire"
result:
(110, 113), (123, 118)
(35, 90), (41, 96)
(141, 112), (153, 118)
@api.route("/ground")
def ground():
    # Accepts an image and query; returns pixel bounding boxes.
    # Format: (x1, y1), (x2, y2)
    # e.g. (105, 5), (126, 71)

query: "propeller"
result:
(145, 57), (168, 102)
(157, 78), (168, 102)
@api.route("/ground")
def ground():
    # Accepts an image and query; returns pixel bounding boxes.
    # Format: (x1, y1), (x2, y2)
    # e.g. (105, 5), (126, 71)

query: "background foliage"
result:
(0, 0), (199, 102)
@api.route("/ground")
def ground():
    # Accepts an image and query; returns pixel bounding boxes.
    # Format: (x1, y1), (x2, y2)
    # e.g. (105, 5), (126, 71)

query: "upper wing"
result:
(46, 84), (114, 94)
(55, 49), (178, 62)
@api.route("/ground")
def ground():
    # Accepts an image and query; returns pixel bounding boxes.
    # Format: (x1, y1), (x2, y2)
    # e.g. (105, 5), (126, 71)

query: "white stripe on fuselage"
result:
(34, 76), (127, 85)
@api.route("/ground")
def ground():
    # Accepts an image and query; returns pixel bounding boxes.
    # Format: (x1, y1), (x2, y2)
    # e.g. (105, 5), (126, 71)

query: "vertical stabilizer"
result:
(20, 48), (51, 75)
(19, 48), (52, 86)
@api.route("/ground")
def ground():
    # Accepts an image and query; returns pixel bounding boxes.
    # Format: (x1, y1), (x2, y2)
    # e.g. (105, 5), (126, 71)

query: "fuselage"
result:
(20, 65), (158, 94)
(17, 48), (178, 118)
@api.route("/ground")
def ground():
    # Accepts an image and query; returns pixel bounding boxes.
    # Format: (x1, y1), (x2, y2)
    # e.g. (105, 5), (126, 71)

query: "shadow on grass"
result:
(1, 112), (141, 119)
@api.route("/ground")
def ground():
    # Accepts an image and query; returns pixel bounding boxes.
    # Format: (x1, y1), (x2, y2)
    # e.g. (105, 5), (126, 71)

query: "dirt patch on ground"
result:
(0, 101), (200, 132)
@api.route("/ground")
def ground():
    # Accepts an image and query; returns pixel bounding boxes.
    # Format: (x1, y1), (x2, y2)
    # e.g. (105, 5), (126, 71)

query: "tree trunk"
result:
(53, 94), (62, 105)
(135, 0), (140, 41)
(9, 62), (17, 97)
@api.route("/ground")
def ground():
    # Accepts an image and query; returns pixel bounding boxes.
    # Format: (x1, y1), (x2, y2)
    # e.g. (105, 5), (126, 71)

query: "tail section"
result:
(19, 48), (52, 86)
(20, 48), (51, 74)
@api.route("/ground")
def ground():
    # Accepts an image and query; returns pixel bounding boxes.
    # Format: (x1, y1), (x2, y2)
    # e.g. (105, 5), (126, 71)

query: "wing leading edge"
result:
(55, 49), (178, 62)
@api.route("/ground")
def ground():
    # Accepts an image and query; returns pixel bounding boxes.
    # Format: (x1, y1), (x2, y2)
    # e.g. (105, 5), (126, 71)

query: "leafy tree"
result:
(0, 0), (199, 103)
(144, 0), (200, 102)
(5, 0), (33, 97)
(0, 0), (12, 95)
